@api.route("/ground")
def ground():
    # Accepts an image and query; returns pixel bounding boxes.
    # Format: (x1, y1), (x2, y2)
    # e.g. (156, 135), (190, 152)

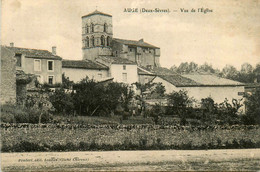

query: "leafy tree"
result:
(166, 90), (194, 117)
(217, 98), (243, 125)
(103, 82), (134, 113)
(198, 63), (216, 73)
(220, 65), (238, 80)
(73, 77), (104, 116)
(243, 88), (260, 124)
(170, 65), (178, 72)
(49, 88), (74, 115)
(241, 63), (253, 74)
(200, 97), (218, 124)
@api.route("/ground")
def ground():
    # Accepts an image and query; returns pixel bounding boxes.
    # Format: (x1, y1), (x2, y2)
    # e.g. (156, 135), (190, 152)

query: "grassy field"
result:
(1, 125), (260, 152)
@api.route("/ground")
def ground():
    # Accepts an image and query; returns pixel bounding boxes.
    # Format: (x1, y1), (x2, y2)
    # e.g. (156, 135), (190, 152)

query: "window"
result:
(115, 51), (118, 57)
(85, 24), (89, 33)
(15, 54), (22, 67)
(123, 65), (126, 70)
(91, 36), (95, 47)
(104, 23), (107, 32)
(91, 23), (94, 32)
(85, 37), (89, 47)
(48, 76), (54, 85)
(107, 36), (110, 46)
(47, 60), (54, 72)
(129, 48), (132, 52)
(34, 59), (41, 71)
(101, 35), (105, 46)
(122, 73), (127, 82)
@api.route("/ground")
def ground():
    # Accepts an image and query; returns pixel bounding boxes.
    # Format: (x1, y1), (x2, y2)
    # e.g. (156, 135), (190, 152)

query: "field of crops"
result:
(1, 124), (260, 152)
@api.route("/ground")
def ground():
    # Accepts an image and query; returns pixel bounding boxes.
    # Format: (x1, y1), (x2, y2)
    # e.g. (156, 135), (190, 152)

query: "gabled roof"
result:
(149, 68), (245, 87)
(113, 38), (159, 49)
(62, 59), (108, 70)
(98, 56), (136, 65)
(183, 74), (245, 86)
(82, 10), (112, 18)
(6, 46), (62, 60)
(156, 74), (200, 87)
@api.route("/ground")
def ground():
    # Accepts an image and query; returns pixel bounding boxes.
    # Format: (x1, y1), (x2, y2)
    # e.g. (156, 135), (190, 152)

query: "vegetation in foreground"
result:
(1, 125), (260, 152)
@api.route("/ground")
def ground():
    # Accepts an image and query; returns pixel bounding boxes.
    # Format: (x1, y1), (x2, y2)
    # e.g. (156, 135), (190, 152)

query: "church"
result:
(62, 10), (161, 84)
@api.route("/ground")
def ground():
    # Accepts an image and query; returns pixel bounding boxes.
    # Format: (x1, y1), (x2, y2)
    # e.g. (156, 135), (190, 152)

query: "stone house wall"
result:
(0, 47), (16, 104)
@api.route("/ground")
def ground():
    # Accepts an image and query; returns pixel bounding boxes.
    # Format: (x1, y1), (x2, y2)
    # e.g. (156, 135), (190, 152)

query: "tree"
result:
(176, 62), (189, 74)
(170, 65), (178, 73)
(73, 77), (104, 116)
(220, 65), (238, 80)
(243, 88), (260, 124)
(49, 88), (74, 115)
(241, 63), (253, 74)
(198, 63), (215, 73)
(151, 82), (166, 98)
(166, 90), (194, 116)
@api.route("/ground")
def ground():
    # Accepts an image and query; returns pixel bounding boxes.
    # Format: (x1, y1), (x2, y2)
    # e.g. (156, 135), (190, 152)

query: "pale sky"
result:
(1, 0), (260, 69)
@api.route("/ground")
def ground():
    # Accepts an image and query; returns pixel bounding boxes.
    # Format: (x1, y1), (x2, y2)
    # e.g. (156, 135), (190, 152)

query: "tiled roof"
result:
(157, 74), (200, 87)
(82, 10), (112, 18)
(149, 68), (245, 87)
(113, 38), (159, 49)
(183, 74), (245, 86)
(62, 59), (108, 70)
(6, 46), (62, 60)
(98, 56), (136, 65)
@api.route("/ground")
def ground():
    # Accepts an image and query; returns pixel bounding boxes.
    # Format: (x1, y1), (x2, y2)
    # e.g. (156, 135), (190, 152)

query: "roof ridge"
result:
(5, 46), (51, 52)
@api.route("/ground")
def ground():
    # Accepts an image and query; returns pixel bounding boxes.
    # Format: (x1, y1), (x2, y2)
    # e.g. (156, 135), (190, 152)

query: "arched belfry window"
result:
(107, 36), (111, 46)
(101, 35), (105, 46)
(85, 24), (89, 34)
(91, 36), (95, 47)
(104, 23), (107, 32)
(91, 23), (94, 32)
(85, 37), (89, 47)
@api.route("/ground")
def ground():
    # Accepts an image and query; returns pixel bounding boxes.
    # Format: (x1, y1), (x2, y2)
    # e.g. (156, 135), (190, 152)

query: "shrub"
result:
(49, 88), (74, 115)
(166, 90), (195, 118)
(243, 87), (260, 125)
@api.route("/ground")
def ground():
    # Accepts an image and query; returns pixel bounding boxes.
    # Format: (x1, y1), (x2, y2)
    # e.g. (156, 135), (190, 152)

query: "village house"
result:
(152, 74), (245, 104)
(1, 46), (16, 104)
(1, 46), (35, 104)
(6, 44), (63, 85)
(62, 59), (109, 82)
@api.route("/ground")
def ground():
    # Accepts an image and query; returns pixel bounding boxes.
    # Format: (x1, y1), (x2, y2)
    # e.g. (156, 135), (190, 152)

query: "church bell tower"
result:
(81, 10), (113, 61)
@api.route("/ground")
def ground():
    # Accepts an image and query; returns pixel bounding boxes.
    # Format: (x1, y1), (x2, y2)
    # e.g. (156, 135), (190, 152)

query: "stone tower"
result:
(82, 10), (113, 61)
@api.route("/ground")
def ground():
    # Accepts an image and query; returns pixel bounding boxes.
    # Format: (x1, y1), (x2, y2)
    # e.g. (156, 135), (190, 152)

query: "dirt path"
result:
(1, 149), (260, 171)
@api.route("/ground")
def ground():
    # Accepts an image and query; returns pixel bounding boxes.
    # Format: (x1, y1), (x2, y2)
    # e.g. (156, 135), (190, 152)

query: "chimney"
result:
(139, 38), (144, 42)
(10, 42), (14, 47)
(52, 46), (56, 55)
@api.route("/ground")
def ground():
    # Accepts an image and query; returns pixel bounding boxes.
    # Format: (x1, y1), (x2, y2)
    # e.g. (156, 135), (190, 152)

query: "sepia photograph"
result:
(1, 0), (260, 171)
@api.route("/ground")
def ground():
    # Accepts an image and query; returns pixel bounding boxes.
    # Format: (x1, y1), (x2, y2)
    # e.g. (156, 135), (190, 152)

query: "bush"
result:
(166, 90), (195, 117)
(243, 87), (260, 125)
(49, 88), (74, 115)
